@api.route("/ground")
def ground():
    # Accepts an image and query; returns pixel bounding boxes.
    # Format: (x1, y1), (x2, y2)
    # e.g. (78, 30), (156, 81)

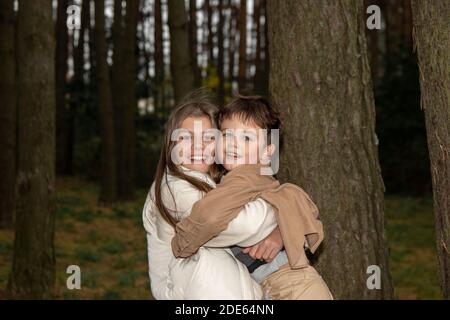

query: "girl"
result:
(142, 98), (282, 299)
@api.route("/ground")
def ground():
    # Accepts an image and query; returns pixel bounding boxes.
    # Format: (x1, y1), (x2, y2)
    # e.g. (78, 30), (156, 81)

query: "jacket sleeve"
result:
(204, 198), (278, 248)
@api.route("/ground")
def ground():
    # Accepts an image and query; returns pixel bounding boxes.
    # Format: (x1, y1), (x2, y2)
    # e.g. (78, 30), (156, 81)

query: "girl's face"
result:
(175, 116), (216, 173)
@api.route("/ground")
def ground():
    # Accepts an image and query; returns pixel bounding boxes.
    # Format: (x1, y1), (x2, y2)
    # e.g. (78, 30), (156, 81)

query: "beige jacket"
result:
(171, 164), (324, 269)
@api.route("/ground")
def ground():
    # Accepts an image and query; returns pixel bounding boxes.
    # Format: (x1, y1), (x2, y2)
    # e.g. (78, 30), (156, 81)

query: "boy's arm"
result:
(203, 198), (277, 248)
(171, 174), (256, 258)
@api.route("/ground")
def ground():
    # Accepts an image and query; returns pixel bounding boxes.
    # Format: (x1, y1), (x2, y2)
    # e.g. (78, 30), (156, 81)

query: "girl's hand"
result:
(242, 227), (283, 263)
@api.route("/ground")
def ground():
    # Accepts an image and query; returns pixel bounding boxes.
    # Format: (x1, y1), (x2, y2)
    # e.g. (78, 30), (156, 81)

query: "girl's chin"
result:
(182, 162), (211, 173)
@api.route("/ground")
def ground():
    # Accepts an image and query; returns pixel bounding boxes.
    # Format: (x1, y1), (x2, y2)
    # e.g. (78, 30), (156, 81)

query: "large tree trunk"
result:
(154, 0), (165, 111)
(55, 0), (69, 176)
(0, 0), (16, 229)
(268, 0), (394, 299)
(167, 0), (195, 103)
(237, 0), (247, 93)
(7, 0), (56, 299)
(95, 0), (117, 205)
(412, 0), (450, 299)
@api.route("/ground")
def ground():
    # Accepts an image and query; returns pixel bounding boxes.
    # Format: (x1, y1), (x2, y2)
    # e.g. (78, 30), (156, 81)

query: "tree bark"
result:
(238, 0), (247, 93)
(95, 0), (118, 204)
(412, 0), (450, 299)
(168, 0), (195, 103)
(268, 0), (394, 299)
(0, 0), (16, 229)
(55, 0), (69, 175)
(7, 0), (56, 299)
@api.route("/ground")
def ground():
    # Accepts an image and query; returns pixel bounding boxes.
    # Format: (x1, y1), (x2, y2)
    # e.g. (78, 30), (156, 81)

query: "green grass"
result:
(0, 177), (443, 299)
(385, 195), (442, 299)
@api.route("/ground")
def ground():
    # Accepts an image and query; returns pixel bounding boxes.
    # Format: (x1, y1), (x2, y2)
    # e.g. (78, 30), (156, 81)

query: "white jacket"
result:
(142, 168), (277, 300)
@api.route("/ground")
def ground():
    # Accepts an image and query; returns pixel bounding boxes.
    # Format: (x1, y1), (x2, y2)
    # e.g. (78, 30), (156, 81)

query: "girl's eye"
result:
(203, 134), (215, 141)
(180, 134), (191, 141)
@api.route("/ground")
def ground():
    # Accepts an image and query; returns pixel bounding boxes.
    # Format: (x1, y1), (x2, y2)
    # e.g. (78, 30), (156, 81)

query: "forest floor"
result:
(0, 177), (443, 299)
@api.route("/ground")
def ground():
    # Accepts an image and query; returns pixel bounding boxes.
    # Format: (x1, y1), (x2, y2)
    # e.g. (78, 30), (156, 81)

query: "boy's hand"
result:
(242, 227), (283, 263)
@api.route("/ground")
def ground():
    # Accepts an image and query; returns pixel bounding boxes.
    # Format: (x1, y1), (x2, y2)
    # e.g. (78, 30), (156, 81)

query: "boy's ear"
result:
(263, 144), (276, 159)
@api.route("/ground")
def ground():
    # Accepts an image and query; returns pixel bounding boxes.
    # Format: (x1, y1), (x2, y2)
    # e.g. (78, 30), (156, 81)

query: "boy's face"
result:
(220, 115), (272, 171)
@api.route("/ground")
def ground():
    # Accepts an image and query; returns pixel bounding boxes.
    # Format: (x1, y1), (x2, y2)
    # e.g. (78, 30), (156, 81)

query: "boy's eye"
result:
(203, 134), (215, 141)
(242, 134), (256, 142)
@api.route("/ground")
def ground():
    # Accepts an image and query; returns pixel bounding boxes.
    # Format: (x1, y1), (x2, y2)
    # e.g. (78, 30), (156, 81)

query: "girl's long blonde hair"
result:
(154, 96), (221, 228)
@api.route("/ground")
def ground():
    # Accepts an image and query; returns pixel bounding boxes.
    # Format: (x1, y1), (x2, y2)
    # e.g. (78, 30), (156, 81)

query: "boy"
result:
(171, 96), (333, 300)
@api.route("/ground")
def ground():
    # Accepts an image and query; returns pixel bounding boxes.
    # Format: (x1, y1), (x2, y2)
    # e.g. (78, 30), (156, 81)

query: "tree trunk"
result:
(120, 0), (139, 200)
(217, 0), (225, 104)
(154, 0), (165, 111)
(55, 0), (69, 176)
(238, 0), (247, 93)
(205, 0), (215, 74)
(227, 1), (237, 96)
(95, 0), (117, 205)
(0, 0), (16, 229)
(112, 0), (138, 200)
(252, 0), (264, 95)
(268, 0), (394, 299)
(7, 0), (56, 299)
(412, 0), (450, 299)
(167, 0), (195, 103)
(189, 0), (201, 87)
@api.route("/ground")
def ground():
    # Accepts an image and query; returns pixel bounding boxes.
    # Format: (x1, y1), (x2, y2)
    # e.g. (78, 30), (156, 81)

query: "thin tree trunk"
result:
(68, 0), (90, 176)
(268, 0), (394, 299)
(112, 0), (138, 200)
(205, 0), (215, 74)
(238, 0), (247, 93)
(253, 0), (263, 95)
(0, 0), (16, 229)
(412, 0), (450, 299)
(154, 0), (165, 110)
(7, 0), (56, 299)
(217, 0), (225, 104)
(120, 0), (139, 200)
(402, 0), (413, 49)
(95, 0), (117, 204)
(55, 0), (69, 176)
(189, 0), (201, 87)
(227, 2), (237, 96)
(167, 0), (195, 103)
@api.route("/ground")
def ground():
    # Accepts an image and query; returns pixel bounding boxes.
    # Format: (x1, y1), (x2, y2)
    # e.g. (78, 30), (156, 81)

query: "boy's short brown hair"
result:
(218, 95), (283, 146)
